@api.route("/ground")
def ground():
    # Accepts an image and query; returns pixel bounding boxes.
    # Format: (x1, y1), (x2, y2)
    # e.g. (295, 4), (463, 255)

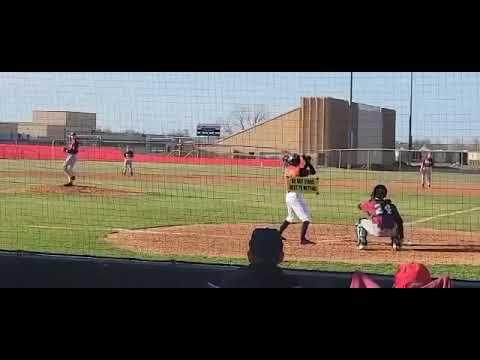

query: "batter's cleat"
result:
(392, 243), (398, 251)
(300, 238), (315, 245)
(71, 176), (76, 181)
(357, 244), (365, 250)
(64, 182), (73, 187)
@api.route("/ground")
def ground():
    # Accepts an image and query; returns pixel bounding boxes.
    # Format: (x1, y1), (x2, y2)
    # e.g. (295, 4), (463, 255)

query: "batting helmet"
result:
(371, 184), (387, 200)
(285, 153), (301, 167)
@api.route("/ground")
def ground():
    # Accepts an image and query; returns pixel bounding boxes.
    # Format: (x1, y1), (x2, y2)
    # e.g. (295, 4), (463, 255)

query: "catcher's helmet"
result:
(372, 184), (387, 200)
(285, 153), (301, 167)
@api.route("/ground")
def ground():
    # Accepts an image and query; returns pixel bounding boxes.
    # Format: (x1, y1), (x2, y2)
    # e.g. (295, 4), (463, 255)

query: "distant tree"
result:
(228, 104), (268, 131)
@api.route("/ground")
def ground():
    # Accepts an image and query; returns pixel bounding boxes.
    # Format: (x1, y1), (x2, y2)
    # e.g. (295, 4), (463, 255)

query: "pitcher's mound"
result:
(107, 223), (480, 265)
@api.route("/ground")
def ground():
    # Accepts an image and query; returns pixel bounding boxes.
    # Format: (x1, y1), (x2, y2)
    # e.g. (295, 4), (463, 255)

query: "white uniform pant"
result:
(124, 159), (133, 173)
(63, 154), (77, 178)
(359, 219), (398, 237)
(285, 192), (311, 223)
(421, 167), (432, 186)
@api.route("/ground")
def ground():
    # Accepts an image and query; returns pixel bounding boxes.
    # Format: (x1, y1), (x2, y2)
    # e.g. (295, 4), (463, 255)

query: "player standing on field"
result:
(63, 132), (80, 187)
(278, 153), (316, 245)
(123, 146), (134, 176)
(420, 152), (434, 188)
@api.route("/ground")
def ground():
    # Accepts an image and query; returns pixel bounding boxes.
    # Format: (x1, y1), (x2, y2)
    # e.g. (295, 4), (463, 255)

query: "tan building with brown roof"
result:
(16, 111), (97, 141)
(215, 97), (396, 168)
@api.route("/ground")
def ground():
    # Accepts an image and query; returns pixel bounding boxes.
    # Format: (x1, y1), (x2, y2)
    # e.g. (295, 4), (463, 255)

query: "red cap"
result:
(394, 263), (432, 288)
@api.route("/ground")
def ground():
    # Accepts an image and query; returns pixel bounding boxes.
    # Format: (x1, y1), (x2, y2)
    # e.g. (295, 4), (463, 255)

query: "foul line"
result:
(405, 206), (480, 226)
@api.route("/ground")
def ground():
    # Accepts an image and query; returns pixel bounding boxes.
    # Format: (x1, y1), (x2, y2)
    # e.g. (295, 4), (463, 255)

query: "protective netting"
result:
(0, 72), (479, 272)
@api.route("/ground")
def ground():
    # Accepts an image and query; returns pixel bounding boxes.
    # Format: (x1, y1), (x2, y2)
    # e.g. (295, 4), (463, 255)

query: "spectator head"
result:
(247, 229), (284, 266)
(395, 263), (432, 288)
(371, 184), (388, 201)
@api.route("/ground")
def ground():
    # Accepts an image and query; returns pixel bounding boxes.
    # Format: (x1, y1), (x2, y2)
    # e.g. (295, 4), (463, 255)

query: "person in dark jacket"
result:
(221, 228), (299, 288)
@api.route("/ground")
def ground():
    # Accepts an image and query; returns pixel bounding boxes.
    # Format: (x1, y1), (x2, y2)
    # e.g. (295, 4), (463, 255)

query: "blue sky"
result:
(0, 72), (479, 144)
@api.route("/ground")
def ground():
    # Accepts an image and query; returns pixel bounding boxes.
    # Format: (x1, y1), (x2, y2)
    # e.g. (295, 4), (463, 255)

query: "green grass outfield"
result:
(1, 159), (480, 280)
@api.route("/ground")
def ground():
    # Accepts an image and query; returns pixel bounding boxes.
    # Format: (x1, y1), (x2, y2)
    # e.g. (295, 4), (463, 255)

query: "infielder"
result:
(123, 146), (134, 176)
(420, 152), (434, 188)
(63, 132), (80, 186)
(356, 184), (404, 251)
(278, 153), (316, 245)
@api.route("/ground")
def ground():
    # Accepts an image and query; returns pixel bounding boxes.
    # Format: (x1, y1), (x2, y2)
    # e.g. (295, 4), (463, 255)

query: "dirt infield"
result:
(0, 170), (284, 188)
(107, 223), (480, 266)
(3, 169), (480, 196)
(4, 185), (142, 197)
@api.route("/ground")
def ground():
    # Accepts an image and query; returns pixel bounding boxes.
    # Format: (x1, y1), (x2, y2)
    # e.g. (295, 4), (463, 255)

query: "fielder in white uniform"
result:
(420, 152), (434, 188)
(278, 153), (316, 245)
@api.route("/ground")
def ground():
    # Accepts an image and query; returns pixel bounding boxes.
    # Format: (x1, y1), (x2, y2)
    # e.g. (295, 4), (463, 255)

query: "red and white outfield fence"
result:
(0, 144), (283, 168)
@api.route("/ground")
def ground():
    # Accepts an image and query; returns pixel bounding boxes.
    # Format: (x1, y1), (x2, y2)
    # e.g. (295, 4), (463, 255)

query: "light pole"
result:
(408, 72), (413, 150)
(349, 72), (353, 148)
(350, 72), (353, 106)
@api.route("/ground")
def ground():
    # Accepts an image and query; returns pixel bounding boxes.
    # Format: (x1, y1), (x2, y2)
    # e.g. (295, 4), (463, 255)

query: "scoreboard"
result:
(197, 124), (221, 137)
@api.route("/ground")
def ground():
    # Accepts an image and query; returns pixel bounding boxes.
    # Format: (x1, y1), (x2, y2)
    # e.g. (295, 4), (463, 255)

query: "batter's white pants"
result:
(285, 192), (312, 223)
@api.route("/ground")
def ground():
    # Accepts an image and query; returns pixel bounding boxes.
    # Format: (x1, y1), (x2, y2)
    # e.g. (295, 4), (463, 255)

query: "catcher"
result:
(356, 184), (404, 251)
(278, 153), (316, 245)
(123, 146), (134, 176)
(63, 132), (80, 186)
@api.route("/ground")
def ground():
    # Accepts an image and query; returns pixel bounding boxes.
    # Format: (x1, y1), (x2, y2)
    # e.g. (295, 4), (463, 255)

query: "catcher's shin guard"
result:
(356, 221), (368, 246)
(391, 235), (402, 249)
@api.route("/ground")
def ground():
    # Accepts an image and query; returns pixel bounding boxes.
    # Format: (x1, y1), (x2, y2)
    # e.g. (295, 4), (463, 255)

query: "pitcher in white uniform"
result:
(63, 132), (80, 187)
(278, 153), (316, 245)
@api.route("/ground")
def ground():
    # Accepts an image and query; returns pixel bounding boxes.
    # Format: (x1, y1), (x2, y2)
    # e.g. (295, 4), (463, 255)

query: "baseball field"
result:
(2, 151), (480, 280)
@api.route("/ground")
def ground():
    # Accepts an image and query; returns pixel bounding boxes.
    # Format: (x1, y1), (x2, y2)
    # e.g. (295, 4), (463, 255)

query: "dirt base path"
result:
(107, 223), (480, 266)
